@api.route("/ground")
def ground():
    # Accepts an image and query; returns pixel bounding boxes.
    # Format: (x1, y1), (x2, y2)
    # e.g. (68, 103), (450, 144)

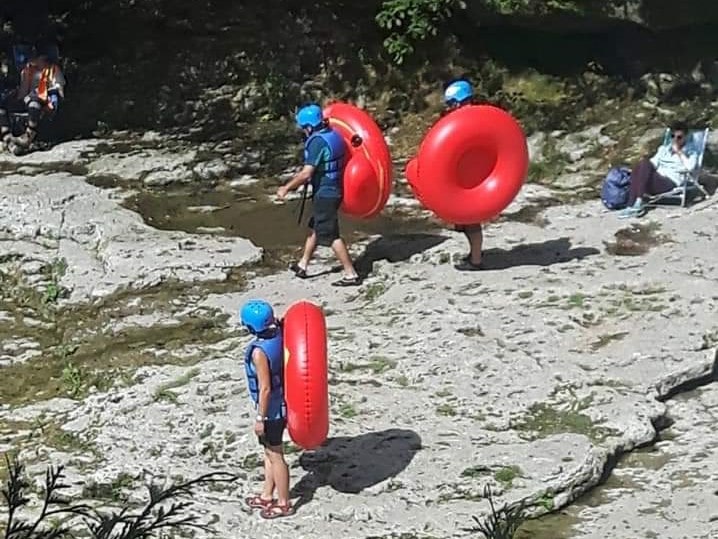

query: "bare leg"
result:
(331, 237), (358, 278)
(465, 226), (483, 265)
(260, 449), (275, 501)
(266, 445), (290, 505)
(297, 230), (318, 270)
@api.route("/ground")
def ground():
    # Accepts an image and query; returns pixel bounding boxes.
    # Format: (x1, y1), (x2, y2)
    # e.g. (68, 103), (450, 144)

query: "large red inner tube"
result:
(323, 102), (393, 219)
(282, 300), (329, 450)
(405, 105), (529, 224)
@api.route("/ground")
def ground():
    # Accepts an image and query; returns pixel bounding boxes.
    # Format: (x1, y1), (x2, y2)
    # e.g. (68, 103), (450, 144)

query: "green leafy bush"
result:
(376, 0), (466, 64)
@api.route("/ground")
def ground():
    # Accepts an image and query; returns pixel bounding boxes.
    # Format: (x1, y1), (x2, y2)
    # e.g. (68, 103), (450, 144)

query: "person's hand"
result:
(254, 420), (264, 436)
(276, 185), (289, 200)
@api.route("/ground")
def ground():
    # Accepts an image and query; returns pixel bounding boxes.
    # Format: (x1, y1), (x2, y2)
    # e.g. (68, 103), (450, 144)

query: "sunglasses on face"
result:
(672, 133), (685, 140)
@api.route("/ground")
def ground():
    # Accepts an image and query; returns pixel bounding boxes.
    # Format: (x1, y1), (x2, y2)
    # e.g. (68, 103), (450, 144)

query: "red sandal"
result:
(260, 501), (296, 519)
(245, 495), (274, 510)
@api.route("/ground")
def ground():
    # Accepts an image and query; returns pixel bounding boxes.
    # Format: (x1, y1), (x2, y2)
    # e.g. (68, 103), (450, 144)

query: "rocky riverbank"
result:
(1, 128), (717, 538)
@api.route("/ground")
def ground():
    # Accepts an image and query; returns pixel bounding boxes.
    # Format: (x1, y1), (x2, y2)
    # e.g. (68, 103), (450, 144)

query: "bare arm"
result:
(251, 348), (272, 418)
(283, 164), (315, 192)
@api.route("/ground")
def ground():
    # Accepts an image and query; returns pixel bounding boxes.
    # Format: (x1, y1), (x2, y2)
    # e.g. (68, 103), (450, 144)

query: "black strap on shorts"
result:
(295, 181), (311, 225)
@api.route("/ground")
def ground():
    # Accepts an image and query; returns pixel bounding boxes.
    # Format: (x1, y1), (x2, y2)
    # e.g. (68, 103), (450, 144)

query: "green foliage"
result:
(484, 0), (581, 14)
(375, 0), (628, 64)
(470, 484), (530, 538)
(1, 453), (237, 539)
(483, 0), (625, 15)
(376, 0), (466, 64)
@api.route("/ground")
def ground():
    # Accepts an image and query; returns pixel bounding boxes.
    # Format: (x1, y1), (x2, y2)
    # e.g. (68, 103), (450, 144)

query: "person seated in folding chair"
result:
(1, 45), (65, 154)
(620, 121), (698, 219)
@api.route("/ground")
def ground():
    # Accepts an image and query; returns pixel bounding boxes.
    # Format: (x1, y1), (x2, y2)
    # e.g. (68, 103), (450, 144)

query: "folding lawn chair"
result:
(647, 127), (710, 208)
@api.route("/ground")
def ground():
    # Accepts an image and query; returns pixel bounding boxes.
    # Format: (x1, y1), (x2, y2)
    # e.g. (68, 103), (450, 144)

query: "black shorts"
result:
(257, 418), (286, 448)
(455, 223), (483, 233)
(308, 196), (341, 247)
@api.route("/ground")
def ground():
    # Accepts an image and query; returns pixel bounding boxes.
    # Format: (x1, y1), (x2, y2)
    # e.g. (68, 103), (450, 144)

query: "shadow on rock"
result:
(354, 233), (448, 279)
(699, 173), (718, 196)
(290, 428), (422, 511)
(482, 237), (599, 270)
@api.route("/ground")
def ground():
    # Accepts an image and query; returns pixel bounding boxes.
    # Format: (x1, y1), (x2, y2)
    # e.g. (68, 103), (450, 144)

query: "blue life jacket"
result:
(244, 329), (285, 420)
(304, 128), (347, 198)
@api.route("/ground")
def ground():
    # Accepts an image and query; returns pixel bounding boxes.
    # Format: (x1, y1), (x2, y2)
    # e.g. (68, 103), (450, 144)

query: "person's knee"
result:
(635, 157), (651, 170)
(265, 445), (286, 463)
(27, 101), (42, 125)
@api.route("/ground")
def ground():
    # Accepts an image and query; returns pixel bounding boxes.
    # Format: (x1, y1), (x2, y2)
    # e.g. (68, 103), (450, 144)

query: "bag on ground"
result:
(600, 166), (632, 210)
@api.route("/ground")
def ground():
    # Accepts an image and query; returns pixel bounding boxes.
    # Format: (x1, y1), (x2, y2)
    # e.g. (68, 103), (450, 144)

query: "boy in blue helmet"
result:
(239, 299), (295, 519)
(442, 79), (485, 271)
(276, 103), (361, 287)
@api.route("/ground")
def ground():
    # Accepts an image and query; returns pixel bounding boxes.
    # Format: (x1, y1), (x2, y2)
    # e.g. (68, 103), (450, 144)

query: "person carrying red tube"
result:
(441, 79), (485, 271)
(239, 299), (295, 520)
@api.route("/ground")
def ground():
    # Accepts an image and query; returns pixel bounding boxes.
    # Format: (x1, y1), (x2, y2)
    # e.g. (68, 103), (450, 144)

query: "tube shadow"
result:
(353, 233), (449, 279)
(481, 237), (599, 270)
(290, 428), (422, 511)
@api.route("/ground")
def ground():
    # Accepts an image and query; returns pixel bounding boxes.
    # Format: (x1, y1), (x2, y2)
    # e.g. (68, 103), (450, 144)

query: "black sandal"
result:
(454, 259), (484, 271)
(331, 275), (361, 287)
(289, 263), (308, 279)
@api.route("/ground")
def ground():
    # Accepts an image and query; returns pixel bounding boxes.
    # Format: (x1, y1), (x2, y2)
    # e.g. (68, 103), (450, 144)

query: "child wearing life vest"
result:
(239, 300), (295, 519)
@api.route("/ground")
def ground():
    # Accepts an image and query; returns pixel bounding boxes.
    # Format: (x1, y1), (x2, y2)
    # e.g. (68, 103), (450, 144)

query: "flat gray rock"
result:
(0, 172), (262, 302)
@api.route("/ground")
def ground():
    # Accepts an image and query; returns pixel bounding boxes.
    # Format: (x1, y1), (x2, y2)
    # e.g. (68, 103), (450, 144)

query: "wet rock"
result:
(229, 174), (260, 188)
(0, 338), (42, 366)
(193, 160), (230, 181)
(0, 139), (102, 167)
(87, 149), (197, 185)
(0, 172), (262, 303)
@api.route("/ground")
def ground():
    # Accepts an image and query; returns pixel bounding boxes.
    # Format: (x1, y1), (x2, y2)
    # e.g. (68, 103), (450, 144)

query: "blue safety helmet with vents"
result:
(295, 103), (324, 129)
(443, 80), (473, 106)
(239, 299), (276, 334)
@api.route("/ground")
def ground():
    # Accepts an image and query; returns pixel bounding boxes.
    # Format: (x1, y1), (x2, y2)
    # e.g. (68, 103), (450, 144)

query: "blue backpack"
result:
(601, 166), (632, 210)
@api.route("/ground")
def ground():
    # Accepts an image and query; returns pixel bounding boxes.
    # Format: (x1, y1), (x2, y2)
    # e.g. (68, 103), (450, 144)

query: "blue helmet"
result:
(239, 299), (276, 334)
(444, 80), (473, 106)
(295, 103), (323, 129)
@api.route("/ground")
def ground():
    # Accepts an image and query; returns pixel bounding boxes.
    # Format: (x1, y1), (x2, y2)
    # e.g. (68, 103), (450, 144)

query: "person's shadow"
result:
(290, 428), (422, 511)
(481, 237), (599, 270)
(353, 233), (448, 279)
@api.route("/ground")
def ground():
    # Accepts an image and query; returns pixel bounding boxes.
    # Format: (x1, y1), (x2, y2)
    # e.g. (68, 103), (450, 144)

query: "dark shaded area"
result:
(480, 237), (599, 270)
(1, 0), (717, 137)
(290, 428), (422, 511)
(699, 173), (718, 196)
(354, 232), (448, 279)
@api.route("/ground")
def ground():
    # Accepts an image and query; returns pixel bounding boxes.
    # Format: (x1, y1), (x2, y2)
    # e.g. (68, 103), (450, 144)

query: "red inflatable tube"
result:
(405, 105), (529, 225)
(323, 102), (393, 219)
(282, 300), (329, 450)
